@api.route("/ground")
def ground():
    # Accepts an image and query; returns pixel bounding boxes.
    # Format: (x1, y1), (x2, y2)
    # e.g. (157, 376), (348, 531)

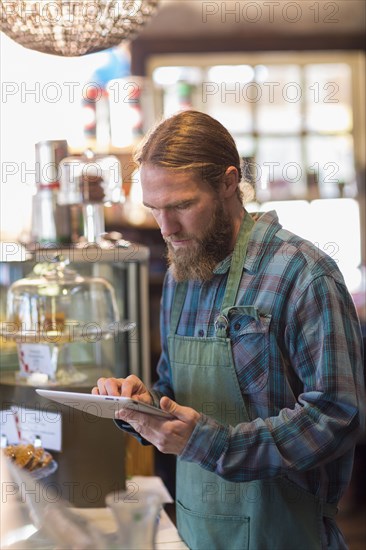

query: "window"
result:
(149, 52), (364, 202)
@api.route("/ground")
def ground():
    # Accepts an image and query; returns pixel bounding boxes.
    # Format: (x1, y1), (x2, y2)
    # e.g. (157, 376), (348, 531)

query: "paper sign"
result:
(10, 406), (62, 452)
(17, 343), (56, 377)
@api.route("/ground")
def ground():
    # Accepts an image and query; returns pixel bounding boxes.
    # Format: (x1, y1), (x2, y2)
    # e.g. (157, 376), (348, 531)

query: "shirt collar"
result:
(213, 254), (232, 275)
(213, 210), (282, 275)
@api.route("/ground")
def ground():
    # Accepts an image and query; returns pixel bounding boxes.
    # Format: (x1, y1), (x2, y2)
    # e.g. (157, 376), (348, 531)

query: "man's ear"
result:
(222, 166), (239, 198)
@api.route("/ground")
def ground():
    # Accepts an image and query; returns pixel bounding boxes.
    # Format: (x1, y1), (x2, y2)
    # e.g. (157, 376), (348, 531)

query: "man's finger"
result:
(104, 378), (123, 396)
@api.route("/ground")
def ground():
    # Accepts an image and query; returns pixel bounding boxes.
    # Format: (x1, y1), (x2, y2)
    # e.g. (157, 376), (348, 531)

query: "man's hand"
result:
(91, 375), (153, 405)
(116, 396), (201, 456)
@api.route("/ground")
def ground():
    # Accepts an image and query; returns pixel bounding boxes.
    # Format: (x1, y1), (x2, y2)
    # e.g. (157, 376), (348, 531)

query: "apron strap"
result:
(170, 281), (187, 335)
(220, 211), (254, 312)
(170, 211), (255, 337)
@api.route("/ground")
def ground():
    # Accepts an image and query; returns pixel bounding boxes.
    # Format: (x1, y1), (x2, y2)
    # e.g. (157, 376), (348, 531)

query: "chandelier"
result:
(0, 1), (159, 56)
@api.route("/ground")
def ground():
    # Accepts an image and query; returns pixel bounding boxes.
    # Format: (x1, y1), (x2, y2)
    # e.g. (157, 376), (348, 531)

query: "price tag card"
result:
(17, 343), (56, 377)
(12, 406), (62, 452)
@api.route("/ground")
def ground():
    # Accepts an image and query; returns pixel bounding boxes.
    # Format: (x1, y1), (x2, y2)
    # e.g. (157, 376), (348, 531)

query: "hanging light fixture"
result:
(0, 1), (159, 57)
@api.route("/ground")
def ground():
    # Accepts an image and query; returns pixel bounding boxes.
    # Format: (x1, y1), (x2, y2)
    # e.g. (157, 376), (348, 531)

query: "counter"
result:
(1, 472), (188, 549)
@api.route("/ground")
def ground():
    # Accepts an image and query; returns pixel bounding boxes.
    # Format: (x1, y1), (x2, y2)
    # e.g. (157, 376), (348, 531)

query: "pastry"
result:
(3, 444), (53, 471)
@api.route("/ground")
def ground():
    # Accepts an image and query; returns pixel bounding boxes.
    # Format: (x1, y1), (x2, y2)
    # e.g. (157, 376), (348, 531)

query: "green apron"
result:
(168, 213), (337, 550)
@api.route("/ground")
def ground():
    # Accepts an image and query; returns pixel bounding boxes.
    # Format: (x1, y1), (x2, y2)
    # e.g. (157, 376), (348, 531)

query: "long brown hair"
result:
(134, 110), (244, 201)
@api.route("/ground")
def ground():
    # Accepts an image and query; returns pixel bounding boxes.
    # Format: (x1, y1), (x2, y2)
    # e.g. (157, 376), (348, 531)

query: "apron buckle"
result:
(214, 314), (229, 334)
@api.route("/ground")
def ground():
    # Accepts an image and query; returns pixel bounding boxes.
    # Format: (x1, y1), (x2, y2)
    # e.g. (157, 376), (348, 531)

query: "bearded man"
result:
(93, 111), (364, 550)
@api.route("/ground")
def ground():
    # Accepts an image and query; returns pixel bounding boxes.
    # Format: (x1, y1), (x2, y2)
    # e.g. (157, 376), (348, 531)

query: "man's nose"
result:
(159, 210), (181, 239)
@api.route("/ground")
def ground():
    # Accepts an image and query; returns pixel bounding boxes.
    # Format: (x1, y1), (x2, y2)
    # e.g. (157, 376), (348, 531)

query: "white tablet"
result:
(36, 389), (172, 419)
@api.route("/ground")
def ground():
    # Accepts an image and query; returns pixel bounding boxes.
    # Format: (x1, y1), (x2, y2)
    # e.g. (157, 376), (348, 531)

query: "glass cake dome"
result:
(2, 257), (131, 385)
(6, 258), (119, 338)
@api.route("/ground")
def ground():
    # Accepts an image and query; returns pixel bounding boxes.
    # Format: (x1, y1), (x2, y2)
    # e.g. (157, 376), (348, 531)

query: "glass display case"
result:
(0, 241), (150, 507)
(0, 243), (150, 383)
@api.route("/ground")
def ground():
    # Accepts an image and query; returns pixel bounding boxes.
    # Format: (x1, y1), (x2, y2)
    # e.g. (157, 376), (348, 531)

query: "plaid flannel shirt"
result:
(151, 210), (365, 504)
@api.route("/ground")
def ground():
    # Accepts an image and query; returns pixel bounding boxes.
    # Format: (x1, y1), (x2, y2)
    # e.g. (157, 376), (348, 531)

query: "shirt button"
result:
(234, 322), (241, 331)
(198, 329), (204, 337)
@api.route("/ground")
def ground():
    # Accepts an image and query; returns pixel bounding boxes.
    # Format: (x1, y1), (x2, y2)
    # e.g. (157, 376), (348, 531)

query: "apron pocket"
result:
(176, 499), (250, 550)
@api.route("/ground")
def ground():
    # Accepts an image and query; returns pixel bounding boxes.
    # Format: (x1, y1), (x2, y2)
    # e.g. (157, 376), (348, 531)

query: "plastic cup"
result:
(105, 489), (162, 550)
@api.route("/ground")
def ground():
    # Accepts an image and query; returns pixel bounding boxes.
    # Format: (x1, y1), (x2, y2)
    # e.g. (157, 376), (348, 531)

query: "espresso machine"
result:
(30, 140), (125, 246)
(57, 148), (124, 244)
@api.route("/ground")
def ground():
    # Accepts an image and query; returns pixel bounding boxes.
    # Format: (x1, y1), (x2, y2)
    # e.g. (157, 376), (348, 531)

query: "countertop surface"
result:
(1, 472), (188, 549)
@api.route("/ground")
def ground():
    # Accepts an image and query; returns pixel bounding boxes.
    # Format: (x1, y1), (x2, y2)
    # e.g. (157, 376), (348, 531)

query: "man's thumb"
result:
(160, 396), (190, 420)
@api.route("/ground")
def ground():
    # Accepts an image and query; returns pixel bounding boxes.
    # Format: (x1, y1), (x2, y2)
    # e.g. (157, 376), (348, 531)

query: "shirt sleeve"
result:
(114, 419), (152, 446)
(180, 275), (365, 482)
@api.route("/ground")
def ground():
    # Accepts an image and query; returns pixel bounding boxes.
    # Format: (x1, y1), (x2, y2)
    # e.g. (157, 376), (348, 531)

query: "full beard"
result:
(165, 203), (234, 282)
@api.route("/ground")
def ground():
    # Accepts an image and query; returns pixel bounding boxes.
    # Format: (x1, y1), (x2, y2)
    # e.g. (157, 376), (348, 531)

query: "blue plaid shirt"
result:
(151, 210), (365, 505)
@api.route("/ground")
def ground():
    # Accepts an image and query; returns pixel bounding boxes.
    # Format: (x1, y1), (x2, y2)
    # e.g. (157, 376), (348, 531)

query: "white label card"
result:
(17, 343), (56, 377)
(10, 406), (62, 452)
